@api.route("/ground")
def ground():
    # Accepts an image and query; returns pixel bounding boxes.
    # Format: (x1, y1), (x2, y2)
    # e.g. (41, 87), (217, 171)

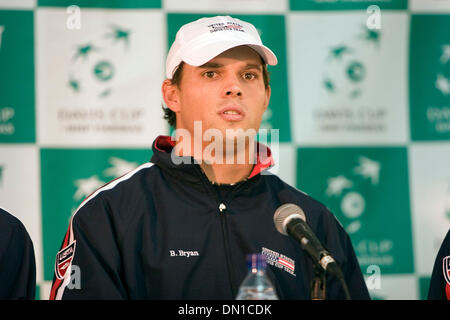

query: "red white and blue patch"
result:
(443, 256), (450, 300)
(443, 256), (450, 285)
(262, 247), (296, 276)
(55, 241), (76, 280)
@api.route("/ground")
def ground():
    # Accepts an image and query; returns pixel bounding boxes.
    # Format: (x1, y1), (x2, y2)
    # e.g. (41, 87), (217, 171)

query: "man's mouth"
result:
(217, 106), (245, 122)
(223, 110), (240, 115)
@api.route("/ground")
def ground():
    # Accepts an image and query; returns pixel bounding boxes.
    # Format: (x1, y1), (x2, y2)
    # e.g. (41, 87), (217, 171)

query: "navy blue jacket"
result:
(0, 208), (36, 299)
(428, 229), (450, 300)
(50, 136), (370, 300)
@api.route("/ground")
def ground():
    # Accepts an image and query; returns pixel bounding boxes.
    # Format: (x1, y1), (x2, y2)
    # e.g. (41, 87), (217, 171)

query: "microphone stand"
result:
(310, 264), (326, 300)
(309, 261), (352, 300)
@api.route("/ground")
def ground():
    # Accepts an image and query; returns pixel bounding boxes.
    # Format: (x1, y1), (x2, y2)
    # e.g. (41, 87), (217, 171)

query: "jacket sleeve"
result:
(339, 230), (371, 300)
(49, 195), (128, 300)
(322, 209), (371, 300)
(428, 229), (450, 300)
(0, 208), (36, 300)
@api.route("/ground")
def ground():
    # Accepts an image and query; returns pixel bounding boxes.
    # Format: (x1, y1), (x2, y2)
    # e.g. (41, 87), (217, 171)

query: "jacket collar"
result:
(150, 135), (274, 181)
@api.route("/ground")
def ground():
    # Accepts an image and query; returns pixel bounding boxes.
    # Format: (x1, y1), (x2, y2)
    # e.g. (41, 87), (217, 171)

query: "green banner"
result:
(38, 0), (161, 8)
(0, 10), (35, 143)
(41, 148), (152, 280)
(410, 15), (450, 141)
(290, 0), (407, 11)
(297, 147), (414, 274)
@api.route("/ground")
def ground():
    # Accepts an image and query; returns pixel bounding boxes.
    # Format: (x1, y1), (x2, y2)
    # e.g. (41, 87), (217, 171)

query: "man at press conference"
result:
(49, 15), (370, 300)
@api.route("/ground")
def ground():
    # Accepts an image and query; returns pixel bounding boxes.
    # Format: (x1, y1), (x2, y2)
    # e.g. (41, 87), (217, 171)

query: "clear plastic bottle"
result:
(235, 253), (279, 300)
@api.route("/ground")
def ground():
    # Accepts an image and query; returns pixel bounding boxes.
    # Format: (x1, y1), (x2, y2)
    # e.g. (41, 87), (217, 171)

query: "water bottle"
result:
(235, 253), (279, 300)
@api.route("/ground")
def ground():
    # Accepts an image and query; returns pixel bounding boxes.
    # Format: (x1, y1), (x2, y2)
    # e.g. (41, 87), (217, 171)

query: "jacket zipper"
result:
(194, 165), (246, 298)
(218, 202), (238, 298)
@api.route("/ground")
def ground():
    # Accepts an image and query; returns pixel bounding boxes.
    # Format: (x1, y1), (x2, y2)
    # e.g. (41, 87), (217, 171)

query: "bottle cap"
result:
(247, 253), (267, 271)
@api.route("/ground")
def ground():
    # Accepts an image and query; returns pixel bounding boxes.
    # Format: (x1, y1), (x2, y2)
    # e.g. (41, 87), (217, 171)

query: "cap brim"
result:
(181, 41), (278, 67)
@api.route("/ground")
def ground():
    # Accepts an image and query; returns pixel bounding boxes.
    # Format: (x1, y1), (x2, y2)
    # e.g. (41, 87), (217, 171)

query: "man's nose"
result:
(225, 88), (242, 97)
(223, 76), (243, 97)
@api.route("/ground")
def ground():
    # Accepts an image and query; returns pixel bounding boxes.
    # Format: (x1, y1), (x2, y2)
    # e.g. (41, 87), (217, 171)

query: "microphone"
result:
(273, 203), (344, 280)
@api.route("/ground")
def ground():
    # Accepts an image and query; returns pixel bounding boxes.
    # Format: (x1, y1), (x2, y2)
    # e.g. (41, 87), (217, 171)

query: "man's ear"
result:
(263, 85), (271, 111)
(162, 79), (181, 112)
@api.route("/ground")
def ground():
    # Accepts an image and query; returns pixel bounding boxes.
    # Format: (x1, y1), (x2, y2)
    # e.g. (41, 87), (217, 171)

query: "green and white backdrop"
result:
(0, 0), (449, 300)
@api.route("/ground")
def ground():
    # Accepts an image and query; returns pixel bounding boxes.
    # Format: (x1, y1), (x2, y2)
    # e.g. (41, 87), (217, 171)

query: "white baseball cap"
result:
(166, 15), (278, 79)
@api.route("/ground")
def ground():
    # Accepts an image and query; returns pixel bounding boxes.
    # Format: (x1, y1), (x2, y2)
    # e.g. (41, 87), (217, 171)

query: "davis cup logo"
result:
(322, 27), (381, 100)
(71, 156), (138, 214)
(68, 24), (131, 99)
(443, 256), (450, 285)
(435, 45), (450, 96)
(325, 155), (380, 234)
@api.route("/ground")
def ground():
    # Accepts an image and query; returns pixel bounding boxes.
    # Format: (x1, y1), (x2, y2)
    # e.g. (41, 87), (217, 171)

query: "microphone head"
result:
(273, 203), (306, 236)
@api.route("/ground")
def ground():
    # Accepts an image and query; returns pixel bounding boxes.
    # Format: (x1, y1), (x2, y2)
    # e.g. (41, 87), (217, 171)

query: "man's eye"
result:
(243, 72), (256, 80)
(203, 71), (216, 78)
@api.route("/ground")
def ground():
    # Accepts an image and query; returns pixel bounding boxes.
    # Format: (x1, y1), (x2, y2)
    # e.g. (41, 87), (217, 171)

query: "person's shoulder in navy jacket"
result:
(0, 207), (36, 300)
(428, 229), (450, 300)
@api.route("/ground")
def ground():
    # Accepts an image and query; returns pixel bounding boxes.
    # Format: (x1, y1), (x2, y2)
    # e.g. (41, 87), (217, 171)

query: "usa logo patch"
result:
(55, 241), (76, 280)
(261, 247), (296, 276)
(443, 256), (450, 285)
